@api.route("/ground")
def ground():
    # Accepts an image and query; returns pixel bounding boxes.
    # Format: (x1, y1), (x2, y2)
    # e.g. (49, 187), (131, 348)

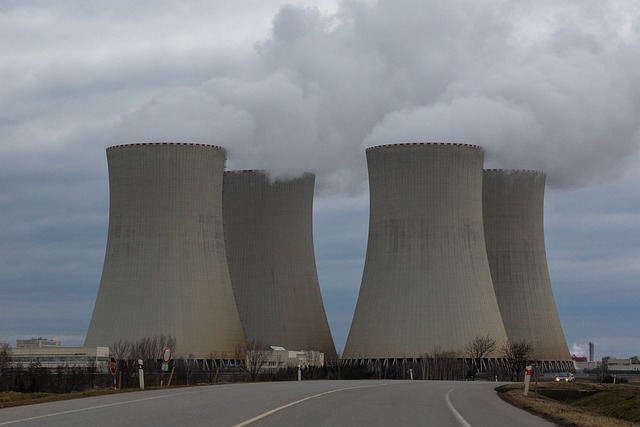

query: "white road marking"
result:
(445, 388), (473, 427)
(233, 383), (390, 427)
(0, 388), (219, 426)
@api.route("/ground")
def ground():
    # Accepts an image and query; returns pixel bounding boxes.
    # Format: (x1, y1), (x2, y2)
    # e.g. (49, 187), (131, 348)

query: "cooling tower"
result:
(482, 169), (572, 368)
(85, 143), (246, 359)
(223, 171), (338, 362)
(343, 143), (508, 361)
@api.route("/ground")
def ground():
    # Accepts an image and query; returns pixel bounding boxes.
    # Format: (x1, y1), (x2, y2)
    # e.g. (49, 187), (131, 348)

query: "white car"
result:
(555, 372), (575, 382)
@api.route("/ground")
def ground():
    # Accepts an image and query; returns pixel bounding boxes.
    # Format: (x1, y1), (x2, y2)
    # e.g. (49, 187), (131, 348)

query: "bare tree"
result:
(109, 335), (176, 387)
(501, 340), (533, 381)
(183, 354), (198, 385)
(0, 342), (12, 388)
(110, 340), (132, 360)
(420, 347), (460, 380)
(465, 335), (498, 375)
(243, 341), (274, 382)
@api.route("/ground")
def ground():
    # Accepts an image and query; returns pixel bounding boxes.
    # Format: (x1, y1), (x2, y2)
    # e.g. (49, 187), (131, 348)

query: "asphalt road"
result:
(0, 380), (555, 426)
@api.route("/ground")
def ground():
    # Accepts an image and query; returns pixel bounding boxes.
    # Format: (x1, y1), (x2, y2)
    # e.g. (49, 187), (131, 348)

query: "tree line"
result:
(0, 336), (540, 393)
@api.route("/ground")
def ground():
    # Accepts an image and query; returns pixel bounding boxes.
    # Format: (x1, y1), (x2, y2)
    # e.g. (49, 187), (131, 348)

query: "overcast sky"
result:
(1, 0), (639, 360)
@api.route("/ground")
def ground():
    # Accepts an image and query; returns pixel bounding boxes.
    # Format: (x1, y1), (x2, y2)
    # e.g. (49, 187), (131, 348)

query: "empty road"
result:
(0, 380), (555, 426)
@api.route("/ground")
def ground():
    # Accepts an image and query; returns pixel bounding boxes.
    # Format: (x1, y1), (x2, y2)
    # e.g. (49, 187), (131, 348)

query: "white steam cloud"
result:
(110, 0), (640, 192)
(570, 343), (587, 357)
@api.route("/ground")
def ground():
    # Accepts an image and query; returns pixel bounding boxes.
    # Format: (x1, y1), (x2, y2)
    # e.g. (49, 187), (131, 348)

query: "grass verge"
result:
(0, 388), (142, 409)
(497, 382), (640, 427)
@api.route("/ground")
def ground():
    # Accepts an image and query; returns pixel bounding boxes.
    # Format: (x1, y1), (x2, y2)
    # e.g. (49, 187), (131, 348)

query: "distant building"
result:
(9, 346), (109, 368)
(603, 357), (640, 372)
(16, 338), (61, 348)
(251, 347), (324, 373)
(572, 355), (597, 371)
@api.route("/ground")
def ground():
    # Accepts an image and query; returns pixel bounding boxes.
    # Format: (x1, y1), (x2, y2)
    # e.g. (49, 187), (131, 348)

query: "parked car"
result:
(555, 372), (575, 382)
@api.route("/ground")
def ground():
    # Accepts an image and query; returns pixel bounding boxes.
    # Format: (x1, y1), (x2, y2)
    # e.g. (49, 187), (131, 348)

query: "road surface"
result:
(0, 380), (555, 426)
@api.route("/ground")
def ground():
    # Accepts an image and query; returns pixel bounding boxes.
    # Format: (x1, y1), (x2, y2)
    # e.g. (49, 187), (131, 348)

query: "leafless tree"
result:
(130, 334), (176, 361)
(110, 340), (132, 360)
(420, 347), (460, 380)
(465, 335), (498, 374)
(0, 342), (12, 384)
(501, 339), (533, 381)
(183, 353), (198, 385)
(109, 335), (176, 387)
(330, 351), (343, 379)
(204, 351), (220, 383)
(243, 341), (274, 382)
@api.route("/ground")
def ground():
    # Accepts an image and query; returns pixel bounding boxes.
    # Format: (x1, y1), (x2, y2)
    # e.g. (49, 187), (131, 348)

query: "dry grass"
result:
(497, 382), (639, 427)
(0, 388), (140, 409)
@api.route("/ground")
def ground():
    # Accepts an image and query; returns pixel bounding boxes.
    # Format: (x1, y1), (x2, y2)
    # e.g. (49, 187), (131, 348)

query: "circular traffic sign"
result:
(162, 347), (172, 363)
(109, 357), (117, 375)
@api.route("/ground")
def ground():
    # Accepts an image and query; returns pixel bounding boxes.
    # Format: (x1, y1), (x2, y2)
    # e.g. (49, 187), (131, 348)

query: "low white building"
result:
(9, 346), (110, 369)
(251, 347), (324, 372)
(16, 338), (62, 348)
(604, 357), (640, 372)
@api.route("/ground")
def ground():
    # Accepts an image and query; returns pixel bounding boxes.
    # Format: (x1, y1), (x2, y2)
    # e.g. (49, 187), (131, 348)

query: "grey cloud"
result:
(108, 0), (640, 190)
(2, 0), (639, 356)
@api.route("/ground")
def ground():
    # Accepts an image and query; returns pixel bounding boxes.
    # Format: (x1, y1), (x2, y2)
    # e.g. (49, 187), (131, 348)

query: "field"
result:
(0, 389), (136, 409)
(497, 381), (640, 426)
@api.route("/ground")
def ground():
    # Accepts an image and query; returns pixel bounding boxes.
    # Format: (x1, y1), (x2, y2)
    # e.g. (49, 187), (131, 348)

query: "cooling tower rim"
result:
(224, 170), (316, 179)
(107, 142), (225, 151)
(484, 168), (545, 174)
(224, 169), (265, 174)
(366, 142), (482, 151)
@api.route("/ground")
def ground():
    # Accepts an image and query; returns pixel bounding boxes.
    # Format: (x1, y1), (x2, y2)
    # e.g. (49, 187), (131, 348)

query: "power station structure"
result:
(222, 171), (338, 362)
(343, 143), (509, 366)
(84, 143), (247, 359)
(83, 141), (572, 374)
(482, 169), (572, 370)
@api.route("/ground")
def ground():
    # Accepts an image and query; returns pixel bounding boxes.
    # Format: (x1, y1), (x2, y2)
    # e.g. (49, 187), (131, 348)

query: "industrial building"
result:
(84, 143), (246, 359)
(81, 141), (574, 373)
(9, 346), (110, 369)
(252, 346), (325, 373)
(223, 171), (337, 362)
(482, 169), (572, 370)
(16, 338), (62, 348)
(343, 143), (508, 363)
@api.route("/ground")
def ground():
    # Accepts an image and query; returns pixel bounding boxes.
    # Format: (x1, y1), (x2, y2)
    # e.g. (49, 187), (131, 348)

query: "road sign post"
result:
(161, 347), (172, 386)
(109, 357), (118, 390)
(138, 359), (145, 390)
(524, 365), (532, 396)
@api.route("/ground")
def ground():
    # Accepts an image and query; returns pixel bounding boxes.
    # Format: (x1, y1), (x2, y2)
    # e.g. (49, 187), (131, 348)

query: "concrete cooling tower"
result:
(343, 143), (508, 362)
(223, 171), (338, 362)
(483, 169), (572, 370)
(85, 143), (246, 359)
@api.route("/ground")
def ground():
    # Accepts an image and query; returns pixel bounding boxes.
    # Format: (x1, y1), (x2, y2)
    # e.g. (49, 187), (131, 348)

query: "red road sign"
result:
(109, 357), (117, 375)
(162, 347), (172, 363)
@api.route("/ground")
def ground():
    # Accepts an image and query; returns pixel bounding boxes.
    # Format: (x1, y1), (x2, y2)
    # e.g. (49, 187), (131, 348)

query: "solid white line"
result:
(0, 388), (219, 426)
(445, 389), (472, 427)
(233, 383), (390, 427)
